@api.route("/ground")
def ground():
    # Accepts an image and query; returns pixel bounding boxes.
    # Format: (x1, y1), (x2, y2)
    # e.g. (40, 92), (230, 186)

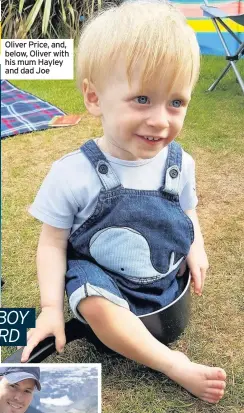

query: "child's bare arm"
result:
(21, 224), (70, 362)
(185, 208), (204, 246)
(37, 224), (69, 309)
(184, 209), (209, 295)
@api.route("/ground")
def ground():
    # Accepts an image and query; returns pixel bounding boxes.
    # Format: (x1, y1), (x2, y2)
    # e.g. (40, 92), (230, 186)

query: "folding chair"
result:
(201, 0), (244, 93)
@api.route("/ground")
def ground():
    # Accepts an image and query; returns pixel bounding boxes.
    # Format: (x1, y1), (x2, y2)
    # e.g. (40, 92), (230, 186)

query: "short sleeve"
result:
(179, 153), (198, 211)
(29, 160), (79, 229)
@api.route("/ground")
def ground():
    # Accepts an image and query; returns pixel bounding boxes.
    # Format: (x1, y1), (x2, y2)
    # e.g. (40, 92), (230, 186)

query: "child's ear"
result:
(82, 79), (101, 117)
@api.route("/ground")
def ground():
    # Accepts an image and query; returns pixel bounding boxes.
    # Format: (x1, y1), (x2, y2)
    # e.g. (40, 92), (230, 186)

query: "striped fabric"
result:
(172, 0), (244, 54)
(1, 80), (65, 139)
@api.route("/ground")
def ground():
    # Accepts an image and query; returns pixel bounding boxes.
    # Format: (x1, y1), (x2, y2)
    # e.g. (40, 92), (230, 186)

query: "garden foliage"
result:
(1, 0), (121, 39)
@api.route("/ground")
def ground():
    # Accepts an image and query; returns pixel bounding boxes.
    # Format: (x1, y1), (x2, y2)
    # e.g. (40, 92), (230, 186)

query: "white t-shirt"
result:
(29, 139), (198, 234)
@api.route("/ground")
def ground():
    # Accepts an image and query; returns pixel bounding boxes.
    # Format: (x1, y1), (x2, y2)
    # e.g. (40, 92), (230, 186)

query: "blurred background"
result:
(27, 365), (99, 413)
(1, 0), (243, 55)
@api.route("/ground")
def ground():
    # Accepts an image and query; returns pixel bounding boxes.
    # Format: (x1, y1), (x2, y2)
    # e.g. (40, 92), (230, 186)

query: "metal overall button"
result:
(98, 163), (108, 174)
(169, 168), (178, 179)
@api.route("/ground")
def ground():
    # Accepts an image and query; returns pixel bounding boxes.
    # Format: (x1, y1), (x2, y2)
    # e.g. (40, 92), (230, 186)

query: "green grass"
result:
(2, 55), (244, 413)
(11, 79), (86, 114)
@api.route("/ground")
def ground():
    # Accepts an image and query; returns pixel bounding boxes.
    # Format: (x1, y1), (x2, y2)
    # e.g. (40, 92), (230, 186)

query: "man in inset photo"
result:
(0, 367), (41, 413)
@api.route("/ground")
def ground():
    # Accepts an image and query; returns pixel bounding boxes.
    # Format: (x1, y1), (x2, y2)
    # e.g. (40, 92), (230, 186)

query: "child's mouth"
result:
(136, 135), (163, 144)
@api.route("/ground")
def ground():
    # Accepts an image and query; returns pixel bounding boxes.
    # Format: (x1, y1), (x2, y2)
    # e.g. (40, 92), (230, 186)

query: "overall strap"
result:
(162, 141), (182, 195)
(81, 139), (121, 190)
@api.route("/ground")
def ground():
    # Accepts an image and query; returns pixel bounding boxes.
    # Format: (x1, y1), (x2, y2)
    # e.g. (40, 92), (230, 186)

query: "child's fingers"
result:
(190, 265), (202, 295)
(21, 330), (47, 362)
(54, 326), (66, 353)
(17, 329), (35, 350)
(200, 267), (207, 291)
(27, 328), (35, 341)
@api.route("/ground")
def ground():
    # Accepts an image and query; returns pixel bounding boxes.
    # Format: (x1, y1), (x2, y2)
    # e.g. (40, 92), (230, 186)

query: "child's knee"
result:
(78, 296), (111, 323)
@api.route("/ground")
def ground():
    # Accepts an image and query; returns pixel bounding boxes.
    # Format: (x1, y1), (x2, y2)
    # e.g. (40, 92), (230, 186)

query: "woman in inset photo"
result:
(0, 366), (41, 413)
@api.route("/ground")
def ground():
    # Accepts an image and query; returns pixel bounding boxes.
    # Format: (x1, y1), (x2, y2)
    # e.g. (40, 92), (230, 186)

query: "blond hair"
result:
(77, 0), (200, 94)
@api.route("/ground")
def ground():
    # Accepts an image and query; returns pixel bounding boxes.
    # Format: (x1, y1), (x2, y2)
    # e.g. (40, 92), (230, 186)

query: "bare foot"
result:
(166, 351), (226, 403)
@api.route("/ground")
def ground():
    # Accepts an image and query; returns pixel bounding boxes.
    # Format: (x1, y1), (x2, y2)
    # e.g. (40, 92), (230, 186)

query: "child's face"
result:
(85, 62), (192, 160)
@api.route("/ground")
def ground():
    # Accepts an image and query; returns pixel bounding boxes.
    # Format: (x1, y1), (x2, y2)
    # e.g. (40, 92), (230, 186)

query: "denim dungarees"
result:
(66, 139), (194, 322)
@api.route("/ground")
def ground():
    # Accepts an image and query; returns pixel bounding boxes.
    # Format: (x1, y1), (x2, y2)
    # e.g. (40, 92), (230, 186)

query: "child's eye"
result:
(170, 99), (183, 108)
(135, 96), (150, 104)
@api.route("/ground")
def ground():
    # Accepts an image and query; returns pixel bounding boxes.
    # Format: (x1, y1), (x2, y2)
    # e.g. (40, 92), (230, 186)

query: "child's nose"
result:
(146, 105), (170, 129)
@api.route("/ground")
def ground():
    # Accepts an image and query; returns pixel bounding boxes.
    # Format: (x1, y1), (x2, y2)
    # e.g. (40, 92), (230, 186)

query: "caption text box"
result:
(1, 39), (74, 80)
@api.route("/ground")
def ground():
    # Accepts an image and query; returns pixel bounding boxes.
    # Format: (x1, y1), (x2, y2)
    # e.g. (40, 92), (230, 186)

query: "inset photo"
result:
(0, 364), (101, 413)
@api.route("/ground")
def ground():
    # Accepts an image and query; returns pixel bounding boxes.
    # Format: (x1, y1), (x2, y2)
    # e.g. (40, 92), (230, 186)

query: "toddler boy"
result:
(22, 0), (226, 403)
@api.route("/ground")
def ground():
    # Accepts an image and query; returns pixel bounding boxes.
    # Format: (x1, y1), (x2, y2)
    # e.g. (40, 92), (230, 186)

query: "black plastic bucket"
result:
(3, 270), (191, 363)
(86, 268), (191, 351)
(140, 269), (191, 344)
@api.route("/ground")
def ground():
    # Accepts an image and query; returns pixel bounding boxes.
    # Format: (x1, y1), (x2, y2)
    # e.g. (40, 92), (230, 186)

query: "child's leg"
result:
(79, 297), (226, 404)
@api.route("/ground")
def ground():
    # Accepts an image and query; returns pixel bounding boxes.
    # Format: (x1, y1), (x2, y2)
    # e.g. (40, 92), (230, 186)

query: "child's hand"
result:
(21, 307), (66, 362)
(186, 242), (209, 296)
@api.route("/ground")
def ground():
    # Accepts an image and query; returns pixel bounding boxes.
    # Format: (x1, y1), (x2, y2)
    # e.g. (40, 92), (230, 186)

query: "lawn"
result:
(1, 55), (244, 413)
